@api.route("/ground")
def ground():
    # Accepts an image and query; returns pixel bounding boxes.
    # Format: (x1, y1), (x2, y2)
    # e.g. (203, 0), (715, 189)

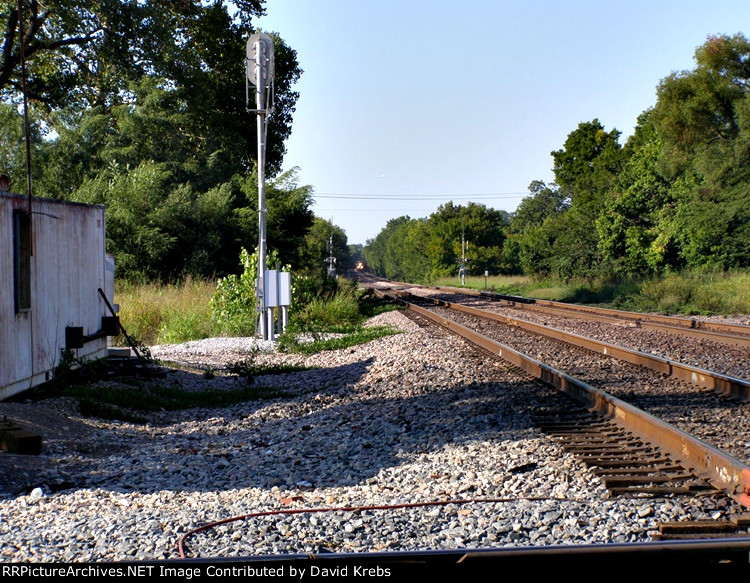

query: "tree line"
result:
(0, 0), (346, 284)
(3, 7), (748, 286)
(364, 34), (750, 283)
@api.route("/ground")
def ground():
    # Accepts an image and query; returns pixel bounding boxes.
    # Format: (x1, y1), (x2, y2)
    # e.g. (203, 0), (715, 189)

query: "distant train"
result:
(355, 261), (365, 271)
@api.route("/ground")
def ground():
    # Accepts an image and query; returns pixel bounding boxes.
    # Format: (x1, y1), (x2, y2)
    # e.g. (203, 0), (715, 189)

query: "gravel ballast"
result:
(401, 290), (750, 464)
(408, 287), (750, 381)
(0, 311), (741, 562)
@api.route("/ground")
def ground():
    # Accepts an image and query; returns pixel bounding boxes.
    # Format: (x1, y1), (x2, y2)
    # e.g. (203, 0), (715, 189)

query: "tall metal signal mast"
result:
(246, 33), (275, 340)
(325, 220), (337, 278)
(459, 230), (468, 286)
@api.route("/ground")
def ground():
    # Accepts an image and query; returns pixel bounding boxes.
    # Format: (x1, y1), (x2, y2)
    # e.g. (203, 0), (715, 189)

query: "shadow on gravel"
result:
(12, 350), (747, 499)
(3, 357), (373, 494)
(18, 356), (572, 496)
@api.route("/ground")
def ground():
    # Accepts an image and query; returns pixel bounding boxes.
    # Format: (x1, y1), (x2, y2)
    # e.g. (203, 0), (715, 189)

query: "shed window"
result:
(13, 210), (31, 312)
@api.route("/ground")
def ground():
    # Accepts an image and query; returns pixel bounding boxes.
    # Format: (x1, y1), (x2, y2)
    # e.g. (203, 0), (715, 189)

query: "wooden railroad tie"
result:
(656, 515), (750, 540)
(533, 410), (721, 498)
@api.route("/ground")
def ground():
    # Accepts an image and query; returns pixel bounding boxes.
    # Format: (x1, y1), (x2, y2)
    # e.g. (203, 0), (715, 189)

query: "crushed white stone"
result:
(0, 310), (738, 562)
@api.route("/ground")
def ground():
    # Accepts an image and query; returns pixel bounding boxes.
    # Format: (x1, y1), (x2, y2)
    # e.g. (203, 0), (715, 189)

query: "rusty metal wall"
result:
(1, 193), (109, 400)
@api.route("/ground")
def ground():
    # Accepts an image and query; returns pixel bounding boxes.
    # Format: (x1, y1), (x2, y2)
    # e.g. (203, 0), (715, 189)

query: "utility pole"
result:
(246, 33), (274, 340)
(325, 219), (337, 278)
(459, 229), (468, 286)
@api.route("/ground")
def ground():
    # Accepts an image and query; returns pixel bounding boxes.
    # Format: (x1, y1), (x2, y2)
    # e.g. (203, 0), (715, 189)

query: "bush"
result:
(296, 293), (361, 332)
(211, 247), (291, 337)
(211, 248), (258, 336)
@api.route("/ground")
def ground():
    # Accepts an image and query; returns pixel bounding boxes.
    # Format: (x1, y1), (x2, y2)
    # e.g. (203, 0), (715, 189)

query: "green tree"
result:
(551, 119), (624, 209)
(517, 220), (556, 276)
(8, 1), (308, 282)
(249, 168), (315, 270)
(652, 34), (750, 178)
(363, 216), (411, 278)
(508, 180), (568, 234)
(505, 180), (568, 276)
(382, 218), (430, 282)
(364, 204), (508, 282)
(596, 112), (677, 275)
(72, 160), (177, 279)
(0, 101), (40, 183)
(3, 1), (300, 177)
(300, 217), (350, 281)
(426, 202), (508, 278)
(545, 119), (625, 278)
(1, 1), (262, 107)
(650, 33), (750, 269)
(67, 157), (312, 281)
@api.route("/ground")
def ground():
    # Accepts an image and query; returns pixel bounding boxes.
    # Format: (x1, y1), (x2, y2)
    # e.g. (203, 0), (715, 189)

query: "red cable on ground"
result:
(178, 496), (576, 559)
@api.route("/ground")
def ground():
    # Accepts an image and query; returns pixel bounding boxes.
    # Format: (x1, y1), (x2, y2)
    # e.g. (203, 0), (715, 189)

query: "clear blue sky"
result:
(255, 0), (750, 245)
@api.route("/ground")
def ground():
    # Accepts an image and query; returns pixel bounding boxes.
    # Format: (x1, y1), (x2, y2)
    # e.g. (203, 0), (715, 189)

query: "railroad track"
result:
(444, 286), (750, 344)
(172, 283), (750, 565)
(357, 273), (750, 348)
(364, 284), (750, 539)
(355, 275), (750, 383)
(398, 290), (750, 402)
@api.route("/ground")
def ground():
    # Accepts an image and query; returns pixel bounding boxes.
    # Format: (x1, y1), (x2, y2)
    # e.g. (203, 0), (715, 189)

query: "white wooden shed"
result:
(1, 191), (115, 400)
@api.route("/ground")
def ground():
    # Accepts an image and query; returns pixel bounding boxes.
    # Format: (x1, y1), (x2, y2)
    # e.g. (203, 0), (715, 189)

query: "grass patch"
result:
(296, 292), (362, 332)
(434, 269), (750, 316)
(293, 281), (402, 331)
(277, 326), (399, 354)
(432, 274), (612, 303)
(432, 274), (532, 294)
(77, 398), (149, 423)
(115, 277), (219, 346)
(437, 270), (750, 315)
(279, 281), (403, 353)
(622, 270), (750, 315)
(357, 288), (403, 318)
(23, 352), (299, 423)
(524, 280), (636, 304)
(28, 380), (286, 423)
(225, 358), (316, 378)
(524, 286), (571, 301)
(430, 274), (613, 303)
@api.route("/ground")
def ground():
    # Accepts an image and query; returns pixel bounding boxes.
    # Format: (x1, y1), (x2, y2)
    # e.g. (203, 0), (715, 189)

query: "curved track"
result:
(360, 273), (750, 348)
(359, 276), (750, 512)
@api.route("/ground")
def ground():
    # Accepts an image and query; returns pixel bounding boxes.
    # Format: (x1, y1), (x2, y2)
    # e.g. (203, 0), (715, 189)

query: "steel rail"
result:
(529, 296), (750, 336)
(357, 273), (750, 344)
(171, 538), (750, 567)
(497, 299), (750, 348)
(410, 292), (750, 402)
(424, 283), (750, 347)
(376, 290), (750, 509)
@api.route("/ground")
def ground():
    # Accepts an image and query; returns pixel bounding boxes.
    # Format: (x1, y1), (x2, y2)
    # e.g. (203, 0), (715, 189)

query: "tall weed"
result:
(436, 270), (749, 315)
(115, 277), (218, 345)
(638, 271), (750, 314)
(295, 286), (362, 332)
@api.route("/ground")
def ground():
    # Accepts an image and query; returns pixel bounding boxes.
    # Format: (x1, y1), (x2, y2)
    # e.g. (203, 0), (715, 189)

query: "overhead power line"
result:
(313, 193), (527, 200)
(314, 208), (458, 212)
